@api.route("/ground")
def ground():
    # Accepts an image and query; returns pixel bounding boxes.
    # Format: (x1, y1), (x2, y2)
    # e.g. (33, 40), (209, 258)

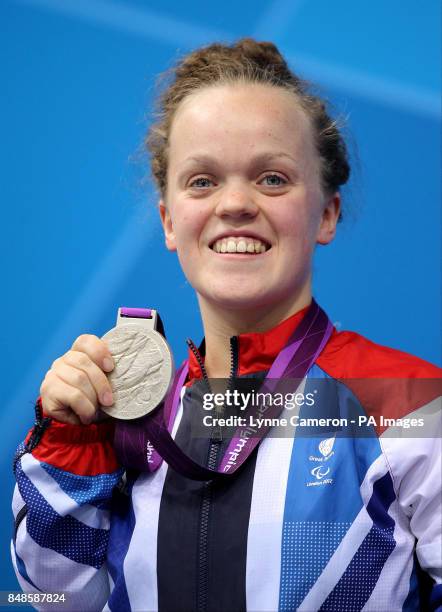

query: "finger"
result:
(51, 360), (98, 407)
(43, 402), (82, 426)
(59, 351), (114, 407)
(41, 371), (98, 425)
(71, 334), (115, 372)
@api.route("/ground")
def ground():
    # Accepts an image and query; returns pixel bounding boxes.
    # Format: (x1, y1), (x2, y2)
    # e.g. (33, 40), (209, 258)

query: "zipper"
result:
(14, 505), (28, 543)
(187, 335), (239, 612)
(185, 336), (238, 389)
(186, 338), (211, 392)
(13, 401), (51, 475)
(197, 442), (221, 612)
(13, 399), (51, 543)
(228, 336), (239, 392)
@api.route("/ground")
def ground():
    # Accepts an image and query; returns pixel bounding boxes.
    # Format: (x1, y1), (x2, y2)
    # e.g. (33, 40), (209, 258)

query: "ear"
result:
(316, 192), (341, 245)
(159, 200), (177, 252)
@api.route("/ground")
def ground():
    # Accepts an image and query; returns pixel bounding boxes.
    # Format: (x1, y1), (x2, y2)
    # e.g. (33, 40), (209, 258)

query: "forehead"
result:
(168, 83), (316, 166)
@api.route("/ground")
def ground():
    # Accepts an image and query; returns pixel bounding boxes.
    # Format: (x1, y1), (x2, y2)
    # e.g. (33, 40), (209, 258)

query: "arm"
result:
(380, 396), (442, 611)
(12, 399), (123, 612)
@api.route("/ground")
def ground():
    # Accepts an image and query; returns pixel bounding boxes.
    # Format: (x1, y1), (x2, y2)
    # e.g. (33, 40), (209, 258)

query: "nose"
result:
(214, 182), (259, 220)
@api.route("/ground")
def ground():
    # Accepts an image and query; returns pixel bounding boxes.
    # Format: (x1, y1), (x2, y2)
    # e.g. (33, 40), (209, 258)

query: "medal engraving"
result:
(100, 324), (173, 420)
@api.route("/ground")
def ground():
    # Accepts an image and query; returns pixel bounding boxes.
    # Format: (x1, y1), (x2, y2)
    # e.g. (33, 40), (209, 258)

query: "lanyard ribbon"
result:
(114, 300), (333, 480)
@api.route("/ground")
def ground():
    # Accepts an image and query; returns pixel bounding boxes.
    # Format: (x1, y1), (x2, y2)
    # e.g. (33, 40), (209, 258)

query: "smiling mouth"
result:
(210, 236), (271, 254)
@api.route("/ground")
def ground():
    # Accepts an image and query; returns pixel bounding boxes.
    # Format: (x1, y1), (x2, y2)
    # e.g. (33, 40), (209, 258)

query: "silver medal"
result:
(100, 314), (174, 420)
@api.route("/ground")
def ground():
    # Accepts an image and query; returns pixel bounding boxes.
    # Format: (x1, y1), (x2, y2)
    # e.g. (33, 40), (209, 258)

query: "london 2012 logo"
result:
(311, 465), (331, 480)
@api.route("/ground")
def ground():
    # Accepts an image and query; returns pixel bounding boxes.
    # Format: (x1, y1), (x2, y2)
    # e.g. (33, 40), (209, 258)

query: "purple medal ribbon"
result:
(114, 300), (333, 480)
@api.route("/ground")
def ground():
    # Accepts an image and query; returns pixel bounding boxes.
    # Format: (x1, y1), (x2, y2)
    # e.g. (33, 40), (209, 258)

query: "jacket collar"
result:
(187, 304), (310, 381)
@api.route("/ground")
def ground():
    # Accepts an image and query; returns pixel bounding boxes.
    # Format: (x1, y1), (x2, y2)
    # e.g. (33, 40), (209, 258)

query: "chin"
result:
(200, 285), (279, 312)
(197, 272), (312, 315)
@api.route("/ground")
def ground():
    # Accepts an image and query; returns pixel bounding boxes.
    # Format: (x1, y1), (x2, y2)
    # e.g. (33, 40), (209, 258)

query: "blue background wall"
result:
(2, 0), (440, 597)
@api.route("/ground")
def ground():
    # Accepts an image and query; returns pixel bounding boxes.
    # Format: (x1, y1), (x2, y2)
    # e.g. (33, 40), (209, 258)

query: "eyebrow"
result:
(250, 152), (299, 165)
(179, 151), (299, 169)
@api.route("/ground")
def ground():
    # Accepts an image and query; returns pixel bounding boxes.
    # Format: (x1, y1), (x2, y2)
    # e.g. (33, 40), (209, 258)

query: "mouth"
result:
(209, 235), (271, 255)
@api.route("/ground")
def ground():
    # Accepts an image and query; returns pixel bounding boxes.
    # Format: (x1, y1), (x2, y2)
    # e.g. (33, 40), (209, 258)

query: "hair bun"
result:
(233, 38), (288, 70)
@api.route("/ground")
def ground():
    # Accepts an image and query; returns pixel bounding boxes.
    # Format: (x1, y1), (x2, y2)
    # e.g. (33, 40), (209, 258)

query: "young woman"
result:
(12, 39), (441, 612)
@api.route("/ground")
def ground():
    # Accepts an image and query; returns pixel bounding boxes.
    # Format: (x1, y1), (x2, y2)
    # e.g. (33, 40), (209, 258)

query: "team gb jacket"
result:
(11, 306), (442, 612)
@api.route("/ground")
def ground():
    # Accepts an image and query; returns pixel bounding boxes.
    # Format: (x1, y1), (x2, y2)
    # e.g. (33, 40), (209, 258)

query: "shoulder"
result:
(317, 329), (441, 428)
(317, 328), (441, 379)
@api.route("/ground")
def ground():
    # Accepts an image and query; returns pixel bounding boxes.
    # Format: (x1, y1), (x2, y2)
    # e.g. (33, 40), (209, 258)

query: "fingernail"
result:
(103, 357), (114, 372)
(102, 391), (113, 406)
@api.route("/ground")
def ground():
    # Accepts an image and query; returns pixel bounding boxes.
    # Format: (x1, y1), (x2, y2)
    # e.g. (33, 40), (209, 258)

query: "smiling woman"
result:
(159, 83), (341, 377)
(11, 38), (442, 612)
(146, 40), (349, 383)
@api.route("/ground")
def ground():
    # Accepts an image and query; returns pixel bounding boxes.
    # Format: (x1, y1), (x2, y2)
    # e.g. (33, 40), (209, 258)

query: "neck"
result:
(197, 285), (312, 378)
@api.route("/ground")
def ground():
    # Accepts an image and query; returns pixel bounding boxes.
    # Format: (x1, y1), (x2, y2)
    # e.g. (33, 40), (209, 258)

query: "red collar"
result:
(187, 305), (310, 381)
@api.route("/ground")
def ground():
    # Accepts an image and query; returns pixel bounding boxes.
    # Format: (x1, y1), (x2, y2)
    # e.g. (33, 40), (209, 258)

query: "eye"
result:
(189, 177), (214, 189)
(260, 174), (287, 187)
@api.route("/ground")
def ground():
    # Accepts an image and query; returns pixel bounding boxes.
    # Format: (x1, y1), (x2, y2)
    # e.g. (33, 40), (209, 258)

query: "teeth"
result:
(211, 236), (269, 254)
(227, 240), (236, 253)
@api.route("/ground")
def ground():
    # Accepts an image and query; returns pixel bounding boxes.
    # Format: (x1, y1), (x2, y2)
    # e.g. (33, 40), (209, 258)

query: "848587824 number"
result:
(2, 592), (67, 605)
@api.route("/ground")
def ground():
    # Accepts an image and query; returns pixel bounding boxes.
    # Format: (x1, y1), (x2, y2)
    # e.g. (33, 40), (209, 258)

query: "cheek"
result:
(275, 204), (322, 258)
(276, 206), (314, 241)
(170, 212), (193, 243)
(171, 204), (207, 240)
(172, 212), (207, 261)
